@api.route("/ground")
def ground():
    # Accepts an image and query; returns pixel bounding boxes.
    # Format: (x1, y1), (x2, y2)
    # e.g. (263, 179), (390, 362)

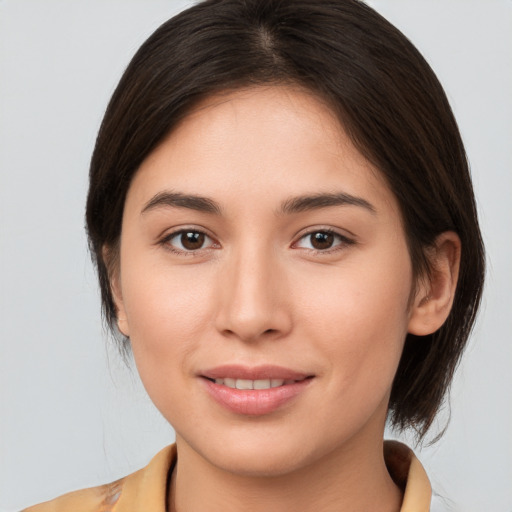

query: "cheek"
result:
(120, 263), (221, 424)
(295, 249), (413, 394)
(119, 252), (215, 379)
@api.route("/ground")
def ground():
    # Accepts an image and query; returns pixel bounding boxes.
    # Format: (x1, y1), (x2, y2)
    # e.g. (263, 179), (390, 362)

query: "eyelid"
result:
(292, 227), (355, 252)
(159, 226), (220, 255)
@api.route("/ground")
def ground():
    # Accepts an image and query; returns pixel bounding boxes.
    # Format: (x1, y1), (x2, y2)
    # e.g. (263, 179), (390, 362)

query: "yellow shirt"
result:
(22, 441), (431, 511)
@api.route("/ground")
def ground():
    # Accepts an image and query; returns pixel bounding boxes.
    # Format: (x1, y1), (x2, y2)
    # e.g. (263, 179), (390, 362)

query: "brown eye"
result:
(295, 230), (350, 252)
(165, 230), (215, 253)
(310, 232), (334, 250)
(181, 231), (205, 250)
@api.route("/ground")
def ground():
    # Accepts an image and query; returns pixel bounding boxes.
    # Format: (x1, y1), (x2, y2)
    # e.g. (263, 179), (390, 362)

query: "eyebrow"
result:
(279, 192), (376, 215)
(141, 191), (222, 215)
(140, 190), (376, 217)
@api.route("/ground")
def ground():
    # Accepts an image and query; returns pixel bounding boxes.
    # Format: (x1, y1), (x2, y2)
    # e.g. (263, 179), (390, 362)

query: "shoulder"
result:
(21, 479), (123, 512)
(22, 445), (176, 512)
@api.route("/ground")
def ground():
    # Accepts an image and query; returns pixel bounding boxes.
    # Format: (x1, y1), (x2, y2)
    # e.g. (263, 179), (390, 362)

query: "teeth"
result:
(213, 378), (287, 389)
(224, 377), (236, 388)
(253, 379), (271, 389)
(236, 379), (253, 390)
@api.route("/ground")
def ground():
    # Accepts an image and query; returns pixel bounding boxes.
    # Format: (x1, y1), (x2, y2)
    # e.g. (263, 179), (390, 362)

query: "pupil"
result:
(181, 232), (205, 250)
(311, 232), (333, 250)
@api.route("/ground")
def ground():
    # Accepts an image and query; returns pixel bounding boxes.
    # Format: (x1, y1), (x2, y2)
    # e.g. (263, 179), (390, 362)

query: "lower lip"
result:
(202, 378), (312, 416)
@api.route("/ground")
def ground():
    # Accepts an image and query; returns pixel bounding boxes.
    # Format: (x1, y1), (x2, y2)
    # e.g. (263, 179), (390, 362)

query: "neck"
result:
(169, 432), (402, 512)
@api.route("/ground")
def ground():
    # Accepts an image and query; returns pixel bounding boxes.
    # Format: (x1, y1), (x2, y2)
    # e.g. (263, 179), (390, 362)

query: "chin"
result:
(178, 425), (336, 478)
(212, 445), (312, 478)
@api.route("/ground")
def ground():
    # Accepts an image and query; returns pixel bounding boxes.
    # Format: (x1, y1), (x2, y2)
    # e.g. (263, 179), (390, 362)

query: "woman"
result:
(23, 0), (484, 510)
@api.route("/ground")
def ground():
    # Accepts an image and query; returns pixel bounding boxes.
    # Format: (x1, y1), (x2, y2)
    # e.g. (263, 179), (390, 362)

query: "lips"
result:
(200, 365), (313, 415)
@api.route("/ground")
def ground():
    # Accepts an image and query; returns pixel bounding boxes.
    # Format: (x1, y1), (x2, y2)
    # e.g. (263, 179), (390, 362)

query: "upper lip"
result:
(200, 365), (312, 381)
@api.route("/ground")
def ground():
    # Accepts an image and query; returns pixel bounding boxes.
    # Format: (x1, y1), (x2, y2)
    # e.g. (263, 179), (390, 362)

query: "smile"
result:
(200, 365), (314, 415)
(210, 378), (298, 389)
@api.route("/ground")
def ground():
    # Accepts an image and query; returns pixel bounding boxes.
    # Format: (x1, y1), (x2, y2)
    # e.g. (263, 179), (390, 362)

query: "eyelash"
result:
(159, 228), (218, 256)
(159, 228), (355, 256)
(293, 228), (355, 254)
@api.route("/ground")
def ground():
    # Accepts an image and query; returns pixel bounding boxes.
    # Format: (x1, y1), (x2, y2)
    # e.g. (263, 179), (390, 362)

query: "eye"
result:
(163, 229), (216, 253)
(294, 230), (352, 251)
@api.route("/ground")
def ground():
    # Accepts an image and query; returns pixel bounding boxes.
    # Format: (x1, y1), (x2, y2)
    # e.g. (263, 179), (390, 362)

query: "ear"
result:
(408, 232), (461, 336)
(102, 245), (130, 338)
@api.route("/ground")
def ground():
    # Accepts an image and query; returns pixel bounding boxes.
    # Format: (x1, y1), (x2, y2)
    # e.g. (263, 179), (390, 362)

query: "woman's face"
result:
(114, 86), (418, 476)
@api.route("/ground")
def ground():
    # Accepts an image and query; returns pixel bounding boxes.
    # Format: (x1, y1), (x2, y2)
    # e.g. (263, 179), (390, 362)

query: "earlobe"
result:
(102, 245), (130, 337)
(408, 232), (461, 336)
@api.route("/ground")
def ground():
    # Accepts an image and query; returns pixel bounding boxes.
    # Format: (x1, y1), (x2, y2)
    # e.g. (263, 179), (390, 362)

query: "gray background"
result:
(1, 1), (511, 510)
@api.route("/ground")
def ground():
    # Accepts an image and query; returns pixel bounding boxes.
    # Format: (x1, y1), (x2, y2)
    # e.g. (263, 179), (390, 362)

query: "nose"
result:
(214, 244), (292, 343)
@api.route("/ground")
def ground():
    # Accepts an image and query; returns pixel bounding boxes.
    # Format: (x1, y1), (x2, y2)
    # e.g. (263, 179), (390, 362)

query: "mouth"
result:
(200, 365), (314, 415)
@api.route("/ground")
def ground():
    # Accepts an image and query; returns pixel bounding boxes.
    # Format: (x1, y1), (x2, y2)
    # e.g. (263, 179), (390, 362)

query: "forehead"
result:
(128, 86), (398, 217)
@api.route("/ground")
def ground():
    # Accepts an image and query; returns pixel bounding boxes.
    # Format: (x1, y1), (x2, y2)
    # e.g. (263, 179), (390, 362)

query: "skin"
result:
(111, 86), (460, 512)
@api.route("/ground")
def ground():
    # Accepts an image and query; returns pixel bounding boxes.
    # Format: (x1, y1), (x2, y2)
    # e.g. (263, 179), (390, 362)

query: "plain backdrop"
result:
(1, 1), (511, 511)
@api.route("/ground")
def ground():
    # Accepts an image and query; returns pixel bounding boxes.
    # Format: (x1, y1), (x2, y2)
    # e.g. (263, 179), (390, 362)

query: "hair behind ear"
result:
(390, 227), (482, 439)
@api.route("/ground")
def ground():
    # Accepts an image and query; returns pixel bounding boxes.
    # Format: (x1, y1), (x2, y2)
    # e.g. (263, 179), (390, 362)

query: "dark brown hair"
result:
(86, 0), (485, 439)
